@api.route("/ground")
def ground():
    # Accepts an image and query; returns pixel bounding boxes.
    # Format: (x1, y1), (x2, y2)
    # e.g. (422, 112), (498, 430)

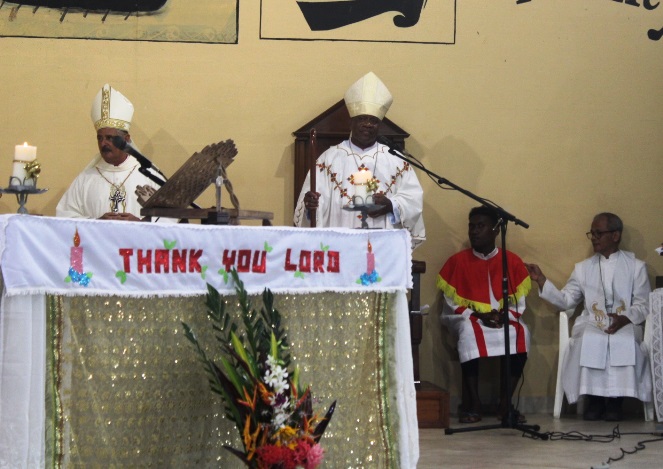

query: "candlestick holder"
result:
(0, 181), (48, 214)
(343, 202), (381, 229)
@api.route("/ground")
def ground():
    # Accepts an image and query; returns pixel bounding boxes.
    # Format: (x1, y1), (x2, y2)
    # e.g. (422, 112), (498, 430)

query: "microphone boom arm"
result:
(378, 138), (529, 229)
(111, 135), (201, 210)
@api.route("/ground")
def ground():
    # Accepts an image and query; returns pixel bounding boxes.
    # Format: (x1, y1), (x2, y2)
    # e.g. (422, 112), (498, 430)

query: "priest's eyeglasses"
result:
(585, 230), (616, 240)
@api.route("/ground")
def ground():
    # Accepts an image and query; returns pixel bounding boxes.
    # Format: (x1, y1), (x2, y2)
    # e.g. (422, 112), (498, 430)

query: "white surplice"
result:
(294, 140), (426, 249)
(540, 250), (652, 403)
(56, 155), (161, 219)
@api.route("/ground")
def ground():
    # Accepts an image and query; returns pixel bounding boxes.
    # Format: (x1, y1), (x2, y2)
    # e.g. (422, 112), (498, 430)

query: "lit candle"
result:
(366, 240), (375, 275)
(352, 169), (372, 206)
(11, 142), (37, 186)
(70, 229), (84, 274)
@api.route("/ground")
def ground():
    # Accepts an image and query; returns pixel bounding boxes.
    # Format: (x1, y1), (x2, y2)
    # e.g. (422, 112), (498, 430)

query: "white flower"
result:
(271, 379), (290, 395)
(272, 410), (289, 428)
(269, 394), (290, 410)
(266, 354), (279, 369)
(264, 363), (289, 392)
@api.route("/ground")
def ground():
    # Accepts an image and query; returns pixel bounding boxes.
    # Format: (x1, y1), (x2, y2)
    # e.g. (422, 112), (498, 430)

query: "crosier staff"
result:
(309, 128), (318, 228)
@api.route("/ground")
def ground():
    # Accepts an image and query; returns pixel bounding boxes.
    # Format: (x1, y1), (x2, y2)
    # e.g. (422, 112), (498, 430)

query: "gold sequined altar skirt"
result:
(45, 292), (400, 468)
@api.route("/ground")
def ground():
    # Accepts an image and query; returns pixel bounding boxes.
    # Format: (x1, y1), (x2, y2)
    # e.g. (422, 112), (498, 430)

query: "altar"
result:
(0, 214), (419, 468)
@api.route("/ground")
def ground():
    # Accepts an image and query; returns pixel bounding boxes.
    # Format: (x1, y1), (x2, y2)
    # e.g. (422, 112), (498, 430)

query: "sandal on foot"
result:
(459, 412), (482, 424)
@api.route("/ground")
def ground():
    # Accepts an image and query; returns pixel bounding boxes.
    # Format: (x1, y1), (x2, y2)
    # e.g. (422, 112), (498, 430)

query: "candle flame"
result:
(73, 229), (80, 247)
(368, 240), (372, 252)
(23, 142), (29, 147)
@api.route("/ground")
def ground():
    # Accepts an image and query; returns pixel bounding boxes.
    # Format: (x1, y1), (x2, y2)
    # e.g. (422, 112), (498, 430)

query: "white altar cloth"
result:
(0, 214), (412, 297)
(0, 215), (418, 468)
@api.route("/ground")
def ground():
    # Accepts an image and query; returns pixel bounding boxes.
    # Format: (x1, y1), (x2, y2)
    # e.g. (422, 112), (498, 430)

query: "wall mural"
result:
(263, 1), (662, 44)
(517, 0), (662, 42)
(297, 0), (428, 30)
(261, 0), (456, 44)
(0, 0), (238, 43)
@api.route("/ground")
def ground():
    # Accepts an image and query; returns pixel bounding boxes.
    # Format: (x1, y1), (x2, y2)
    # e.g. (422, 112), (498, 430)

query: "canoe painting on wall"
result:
(296, 0), (428, 31)
(260, 0), (455, 45)
(0, 0), (238, 43)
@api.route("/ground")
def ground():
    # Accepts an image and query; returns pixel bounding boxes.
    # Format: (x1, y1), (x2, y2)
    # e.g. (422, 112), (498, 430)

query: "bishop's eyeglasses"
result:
(586, 230), (616, 240)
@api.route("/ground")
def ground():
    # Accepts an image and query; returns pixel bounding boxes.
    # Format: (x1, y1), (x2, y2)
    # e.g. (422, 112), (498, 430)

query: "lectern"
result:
(139, 139), (273, 225)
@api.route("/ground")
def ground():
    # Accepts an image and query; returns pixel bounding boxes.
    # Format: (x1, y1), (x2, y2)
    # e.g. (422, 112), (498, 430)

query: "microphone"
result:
(111, 136), (162, 174)
(376, 135), (413, 158)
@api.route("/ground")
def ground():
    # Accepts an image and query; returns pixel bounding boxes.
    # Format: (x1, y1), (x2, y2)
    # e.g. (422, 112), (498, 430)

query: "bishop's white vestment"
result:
(56, 155), (161, 220)
(294, 140), (426, 249)
(539, 250), (652, 403)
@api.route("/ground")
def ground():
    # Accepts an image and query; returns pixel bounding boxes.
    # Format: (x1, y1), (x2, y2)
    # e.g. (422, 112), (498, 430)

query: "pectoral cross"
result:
(109, 189), (126, 212)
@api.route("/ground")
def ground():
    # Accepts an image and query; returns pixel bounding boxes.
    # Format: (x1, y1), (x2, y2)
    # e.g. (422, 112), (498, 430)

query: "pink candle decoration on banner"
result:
(71, 229), (83, 274)
(366, 240), (375, 274)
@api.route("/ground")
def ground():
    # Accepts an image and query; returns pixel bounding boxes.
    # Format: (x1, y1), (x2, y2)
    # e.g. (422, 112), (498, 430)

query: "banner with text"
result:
(0, 215), (412, 297)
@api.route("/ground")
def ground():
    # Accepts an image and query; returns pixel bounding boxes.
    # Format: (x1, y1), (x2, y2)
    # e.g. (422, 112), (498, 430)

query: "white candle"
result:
(11, 142), (37, 186)
(15, 142), (37, 162)
(352, 169), (372, 206)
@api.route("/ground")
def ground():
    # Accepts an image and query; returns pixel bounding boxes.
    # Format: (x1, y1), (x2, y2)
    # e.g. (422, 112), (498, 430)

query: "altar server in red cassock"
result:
(437, 206), (531, 424)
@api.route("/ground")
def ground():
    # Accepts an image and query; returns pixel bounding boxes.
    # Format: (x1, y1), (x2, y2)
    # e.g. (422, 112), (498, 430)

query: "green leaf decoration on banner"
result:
(294, 270), (304, 279)
(164, 239), (177, 250)
(201, 265), (208, 279)
(64, 276), (72, 283)
(264, 241), (273, 253)
(218, 268), (229, 284)
(320, 242), (329, 252)
(116, 270), (127, 284)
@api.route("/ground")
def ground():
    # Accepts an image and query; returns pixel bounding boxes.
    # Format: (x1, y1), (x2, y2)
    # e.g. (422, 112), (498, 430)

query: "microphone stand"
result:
(382, 143), (547, 440)
(111, 136), (202, 211)
(137, 165), (166, 187)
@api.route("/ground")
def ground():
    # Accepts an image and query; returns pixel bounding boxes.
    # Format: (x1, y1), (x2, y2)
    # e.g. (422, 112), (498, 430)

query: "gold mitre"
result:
(91, 83), (134, 132)
(344, 72), (393, 120)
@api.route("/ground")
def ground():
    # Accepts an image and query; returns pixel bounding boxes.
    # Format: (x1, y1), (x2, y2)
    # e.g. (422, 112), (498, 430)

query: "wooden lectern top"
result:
(142, 140), (237, 209)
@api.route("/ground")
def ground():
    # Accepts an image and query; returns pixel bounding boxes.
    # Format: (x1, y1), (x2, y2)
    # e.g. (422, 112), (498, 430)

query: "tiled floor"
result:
(418, 414), (663, 468)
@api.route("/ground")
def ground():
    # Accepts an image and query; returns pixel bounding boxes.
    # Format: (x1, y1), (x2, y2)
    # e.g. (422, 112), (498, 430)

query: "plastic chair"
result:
(553, 309), (572, 418)
(553, 309), (655, 420)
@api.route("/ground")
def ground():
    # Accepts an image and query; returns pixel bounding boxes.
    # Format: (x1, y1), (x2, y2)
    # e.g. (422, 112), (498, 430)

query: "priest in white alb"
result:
(56, 84), (161, 221)
(294, 72), (426, 250)
(526, 212), (652, 421)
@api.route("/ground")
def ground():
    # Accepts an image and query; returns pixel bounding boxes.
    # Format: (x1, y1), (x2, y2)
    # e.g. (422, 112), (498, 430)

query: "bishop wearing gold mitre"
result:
(294, 72), (426, 249)
(56, 84), (162, 221)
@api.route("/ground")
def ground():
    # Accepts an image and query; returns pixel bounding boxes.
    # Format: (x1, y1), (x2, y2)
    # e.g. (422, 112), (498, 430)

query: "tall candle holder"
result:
(343, 200), (380, 229)
(1, 178), (48, 214)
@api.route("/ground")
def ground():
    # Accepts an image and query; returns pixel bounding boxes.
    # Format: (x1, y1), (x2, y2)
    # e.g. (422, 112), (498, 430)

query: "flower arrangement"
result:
(365, 177), (380, 194)
(182, 270), (335, 468)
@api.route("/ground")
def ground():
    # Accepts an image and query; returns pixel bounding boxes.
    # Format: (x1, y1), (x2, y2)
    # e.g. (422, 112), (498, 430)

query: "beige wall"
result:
(2, 2), (662, 411)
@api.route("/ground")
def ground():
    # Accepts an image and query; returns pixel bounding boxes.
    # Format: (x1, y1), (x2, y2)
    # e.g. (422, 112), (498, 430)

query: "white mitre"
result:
(91, 83), (134, 132)
(344, 72), (393, 120)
